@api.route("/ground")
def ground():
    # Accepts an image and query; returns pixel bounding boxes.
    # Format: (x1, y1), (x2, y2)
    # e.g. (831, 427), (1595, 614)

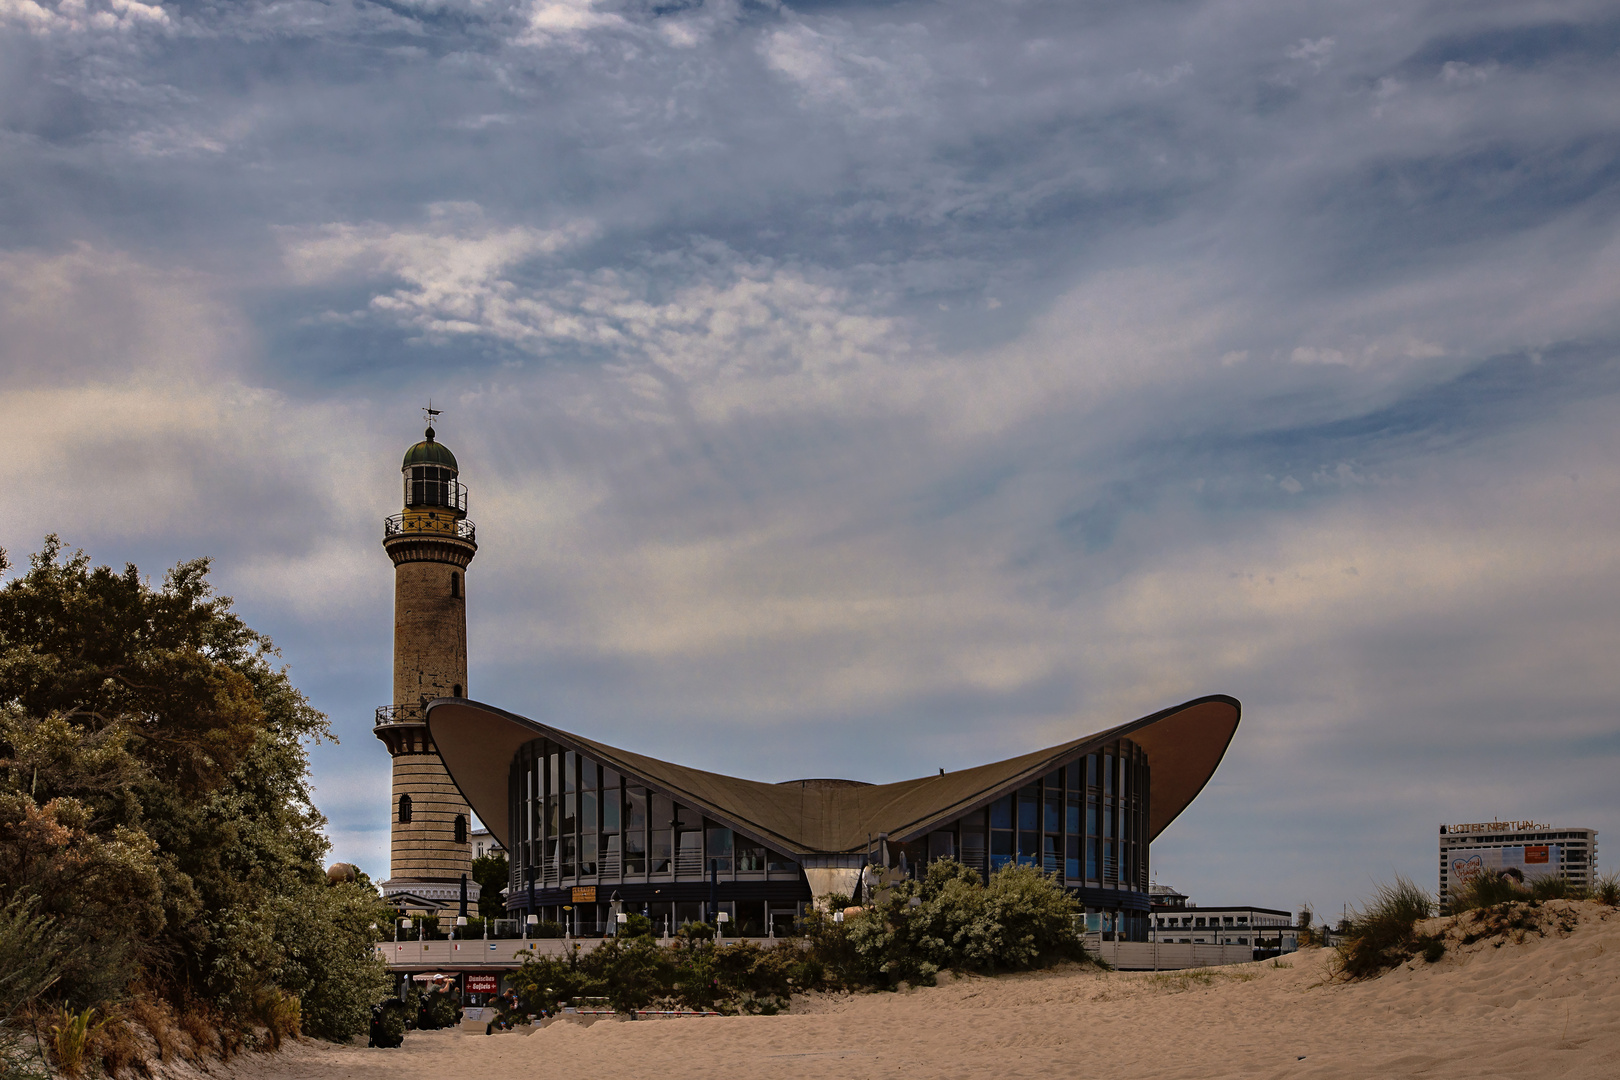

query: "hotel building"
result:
(1438, 821), (1598, 911)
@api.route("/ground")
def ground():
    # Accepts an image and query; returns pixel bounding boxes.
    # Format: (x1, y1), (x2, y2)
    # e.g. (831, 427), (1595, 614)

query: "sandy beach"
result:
(228, 900), (1620, 1080)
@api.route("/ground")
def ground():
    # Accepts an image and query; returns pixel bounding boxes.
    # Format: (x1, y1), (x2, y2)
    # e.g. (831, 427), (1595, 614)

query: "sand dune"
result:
(231, 900), (1620, 1080)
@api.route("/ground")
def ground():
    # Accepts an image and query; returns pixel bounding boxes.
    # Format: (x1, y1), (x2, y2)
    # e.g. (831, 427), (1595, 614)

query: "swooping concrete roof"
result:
(426, 695), (1239, 858)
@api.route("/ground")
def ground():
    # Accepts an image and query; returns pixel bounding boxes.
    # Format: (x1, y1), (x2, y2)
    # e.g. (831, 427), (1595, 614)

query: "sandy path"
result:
(230, 901), (1620, 1080)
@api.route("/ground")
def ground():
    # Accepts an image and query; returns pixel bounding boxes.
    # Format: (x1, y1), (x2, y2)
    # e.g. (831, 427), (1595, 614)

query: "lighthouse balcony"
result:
(384, 514), (476, 544)
(376, 703), (426, 725)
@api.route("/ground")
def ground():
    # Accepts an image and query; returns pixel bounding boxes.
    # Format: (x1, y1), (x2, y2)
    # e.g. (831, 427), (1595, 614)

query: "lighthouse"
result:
(374, 414), (479, 910)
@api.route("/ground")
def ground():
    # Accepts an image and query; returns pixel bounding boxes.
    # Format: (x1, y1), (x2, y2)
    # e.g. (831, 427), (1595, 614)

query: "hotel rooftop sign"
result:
(1441, 821), (1550, 834)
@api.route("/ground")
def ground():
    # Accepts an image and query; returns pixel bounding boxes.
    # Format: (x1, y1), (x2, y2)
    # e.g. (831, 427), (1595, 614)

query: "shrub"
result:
(1595, 872), (1620, 907)
(620, 913), (654, 938)
(1420, 937), (1446, 963)
(529, 920), (565, 939)
(800, 860), (1087, 988)
(1335, 876), (1433, 980)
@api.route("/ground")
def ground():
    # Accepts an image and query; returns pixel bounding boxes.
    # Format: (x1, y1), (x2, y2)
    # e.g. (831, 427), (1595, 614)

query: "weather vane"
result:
(423, 401), (442, 437)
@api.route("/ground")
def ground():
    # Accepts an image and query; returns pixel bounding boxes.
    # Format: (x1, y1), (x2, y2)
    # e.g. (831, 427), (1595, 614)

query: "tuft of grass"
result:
(250, 990), (301, 1051)
(1449, 871), (1526, 913)
(89, 1013), (148, 1079)
(1335, 876), (1433, 980)
(1594, 872), (1620, 908)
(176, 1005), (219, 1064)
(49, 1007), (104, 1079)
(1420, 937), (1446, 963)
(128, 998), (180, 1063)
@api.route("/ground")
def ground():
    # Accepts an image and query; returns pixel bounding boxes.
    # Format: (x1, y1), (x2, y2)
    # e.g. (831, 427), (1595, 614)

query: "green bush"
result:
(620, 913), (654, 938)
(801, 860), (1087, 988)
(1595, 872), (1620, 907)
(1336, 876), (1433, 980)
(1449, 871), (1527, 913)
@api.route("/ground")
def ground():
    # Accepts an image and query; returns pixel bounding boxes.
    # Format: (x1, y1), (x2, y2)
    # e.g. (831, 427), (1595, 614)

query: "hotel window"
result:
(767, 849), (798, 874)
(1043, 773), (1062, 833)
(1016, 787), (1039, 867)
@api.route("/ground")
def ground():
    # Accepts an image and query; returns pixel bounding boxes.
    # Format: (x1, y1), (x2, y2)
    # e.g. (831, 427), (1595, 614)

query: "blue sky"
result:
(3, 0), (1618, 920)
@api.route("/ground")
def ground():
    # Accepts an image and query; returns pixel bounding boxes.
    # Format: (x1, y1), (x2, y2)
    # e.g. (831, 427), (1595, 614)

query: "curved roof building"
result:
(426, 693), (1240, 941)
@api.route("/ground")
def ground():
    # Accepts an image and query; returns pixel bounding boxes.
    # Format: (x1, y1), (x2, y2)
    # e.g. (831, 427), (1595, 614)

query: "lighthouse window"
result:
(452, 683), (462, 698)
(451, 572), (461, 598)
(454, 814), (467, 845)
(399, 794), (412, 824)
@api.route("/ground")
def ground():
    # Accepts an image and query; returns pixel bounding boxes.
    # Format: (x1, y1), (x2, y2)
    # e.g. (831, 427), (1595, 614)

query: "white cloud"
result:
(0, 0), (168, 33)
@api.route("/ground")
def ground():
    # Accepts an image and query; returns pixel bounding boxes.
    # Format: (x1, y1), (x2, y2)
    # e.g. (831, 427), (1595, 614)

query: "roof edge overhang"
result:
(424, 699), (812, 857)
(884, 694), (1241, 845)
(425, 694), (1240, 858)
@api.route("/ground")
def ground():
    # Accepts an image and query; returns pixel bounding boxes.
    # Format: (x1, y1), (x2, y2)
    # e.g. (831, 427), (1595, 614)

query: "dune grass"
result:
(1335, 876), (1434, 980)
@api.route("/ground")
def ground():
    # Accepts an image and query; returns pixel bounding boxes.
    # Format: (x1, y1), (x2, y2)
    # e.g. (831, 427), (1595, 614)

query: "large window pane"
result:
(1065, 836), (1080, 879)
(650, 830), (672, 874)
(1017, 796), (1038, 831)
(579, 834), (597, 876)
(562, 793), (577, 835)
(737, 843), (766, 872)
(652, 794), (674, 830)
(625, 831), (646, 875)
(1086, 837), (1099, 880)
(565, 751), (577, 793)
(1044, 797), (1061, 833)
(1018, 831), (1038, 865)
(561, 837), (576, 878)
(581, 758), (597, 790)
(1103, 754), (1114, 796)
(626, 788), (647, 832)
(602, 791), (620, 833)
(990, 831), (1014, 870)
(990, 796), (1012, 830)
(580, 791), (597, 833)
(767, 850), (796, 874)
(706, 827), (733, 872)
(1066, 802), (1080, 835)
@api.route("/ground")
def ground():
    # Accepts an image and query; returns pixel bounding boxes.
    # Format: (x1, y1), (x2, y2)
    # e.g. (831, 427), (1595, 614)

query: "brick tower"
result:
(374, 418), (479, 910)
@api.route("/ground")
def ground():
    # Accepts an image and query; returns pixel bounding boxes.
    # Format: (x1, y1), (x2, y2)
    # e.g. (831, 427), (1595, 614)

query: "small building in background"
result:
(470, 825), (503, 861)
(1149, 883), (1298, 955)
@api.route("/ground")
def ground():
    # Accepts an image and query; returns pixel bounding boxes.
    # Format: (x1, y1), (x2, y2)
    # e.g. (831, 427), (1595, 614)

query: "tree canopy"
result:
(0, 538), (390, 1045)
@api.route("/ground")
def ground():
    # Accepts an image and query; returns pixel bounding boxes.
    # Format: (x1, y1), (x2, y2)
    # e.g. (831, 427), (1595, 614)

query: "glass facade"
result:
(932, 738), (1152, 940)
(505, 735), (1150, 940)
(507, 738), (806, 935)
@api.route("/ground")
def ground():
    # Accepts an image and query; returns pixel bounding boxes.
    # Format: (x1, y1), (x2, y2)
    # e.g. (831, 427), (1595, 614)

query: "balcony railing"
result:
(384, 514), (476, 544)
(403, 475), (468, 514)
(375, 703), (426, 725)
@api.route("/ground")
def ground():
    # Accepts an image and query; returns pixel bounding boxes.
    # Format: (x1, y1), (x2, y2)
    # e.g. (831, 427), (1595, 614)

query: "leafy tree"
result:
(472, 852), (508, 920)
(0, 539), (388, 1042)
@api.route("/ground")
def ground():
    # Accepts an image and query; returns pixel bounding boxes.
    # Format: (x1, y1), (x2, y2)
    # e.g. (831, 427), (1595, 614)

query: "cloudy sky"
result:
(3, 0), (1618, 919)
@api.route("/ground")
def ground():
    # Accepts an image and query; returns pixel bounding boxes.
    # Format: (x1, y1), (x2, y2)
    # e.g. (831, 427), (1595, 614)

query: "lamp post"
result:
(524, 913), (537, 941)
(453, 915), (468, 941)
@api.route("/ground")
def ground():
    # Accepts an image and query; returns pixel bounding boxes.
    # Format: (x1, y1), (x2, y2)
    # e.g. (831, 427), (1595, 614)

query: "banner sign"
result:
(1450, 845), (1562, 887)
(466, 975), (499, 994)
(572, 886), (597, 902)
